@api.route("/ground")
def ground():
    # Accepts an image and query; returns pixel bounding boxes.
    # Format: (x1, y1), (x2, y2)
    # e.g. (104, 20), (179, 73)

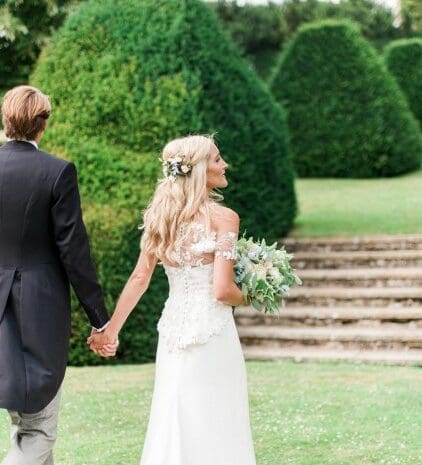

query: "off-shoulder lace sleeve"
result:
(215, 231), (237, 260)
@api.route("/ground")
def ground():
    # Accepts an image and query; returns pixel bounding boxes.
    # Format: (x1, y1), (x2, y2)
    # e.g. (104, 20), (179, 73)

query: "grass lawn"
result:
(291, 169), (422, 237)
(1, 361), (421, 465)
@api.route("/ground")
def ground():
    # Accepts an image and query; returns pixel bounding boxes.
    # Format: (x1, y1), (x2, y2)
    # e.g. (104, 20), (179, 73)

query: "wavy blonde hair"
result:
(141, 134), (222, 264)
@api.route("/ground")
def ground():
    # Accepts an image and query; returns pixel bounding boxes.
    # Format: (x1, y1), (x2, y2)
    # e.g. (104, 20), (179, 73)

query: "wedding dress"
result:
(140, 222), (256, 465)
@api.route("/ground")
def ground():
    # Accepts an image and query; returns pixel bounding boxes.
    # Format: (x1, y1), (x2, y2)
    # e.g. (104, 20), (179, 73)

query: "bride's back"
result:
(157, 208), (239, 352)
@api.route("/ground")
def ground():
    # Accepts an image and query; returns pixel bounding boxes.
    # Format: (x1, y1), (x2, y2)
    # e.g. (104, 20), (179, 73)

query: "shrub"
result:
(31, 0), (296, 364)
(385, 38), (422, 126)
(270, 20), (422, 177)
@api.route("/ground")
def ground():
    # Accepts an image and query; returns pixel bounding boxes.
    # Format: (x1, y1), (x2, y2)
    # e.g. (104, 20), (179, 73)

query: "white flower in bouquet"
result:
(233, 236), (302, 314)
(254, 264), (267, 280)
(268, 266), (281, 281)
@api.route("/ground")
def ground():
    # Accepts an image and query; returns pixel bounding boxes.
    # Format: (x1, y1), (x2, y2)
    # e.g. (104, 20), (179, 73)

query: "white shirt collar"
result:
(6, 138), (38, 149)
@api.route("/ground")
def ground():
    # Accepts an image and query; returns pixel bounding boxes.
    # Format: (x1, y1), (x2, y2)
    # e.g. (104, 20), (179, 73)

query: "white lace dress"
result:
(139, 223), (256, 465)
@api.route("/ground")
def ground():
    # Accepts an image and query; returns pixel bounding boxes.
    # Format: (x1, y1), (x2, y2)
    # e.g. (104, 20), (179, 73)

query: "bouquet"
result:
(234, 236), (302, 315)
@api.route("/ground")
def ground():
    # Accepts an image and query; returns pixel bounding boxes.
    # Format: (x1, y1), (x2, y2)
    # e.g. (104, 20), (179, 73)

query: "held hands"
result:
(87, 328), (119, 357)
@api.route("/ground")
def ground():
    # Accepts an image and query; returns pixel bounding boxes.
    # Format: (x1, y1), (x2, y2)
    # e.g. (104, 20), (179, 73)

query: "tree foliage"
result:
(212, 0), (415, 80)
(212, 0), (285, 53)
(1, 0), (417, 90)
(401, 0), (422, 31)
(0, 0), (74, 90)
(213, 0), (400, 50)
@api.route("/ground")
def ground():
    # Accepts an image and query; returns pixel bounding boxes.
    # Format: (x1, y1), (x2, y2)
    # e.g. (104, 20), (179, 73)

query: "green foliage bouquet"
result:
(234, 236), (301, 314)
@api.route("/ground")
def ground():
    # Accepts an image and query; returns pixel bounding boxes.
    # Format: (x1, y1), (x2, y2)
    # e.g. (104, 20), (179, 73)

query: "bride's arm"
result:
(212, 207), (245, 307)
(88, 250), (158, 348)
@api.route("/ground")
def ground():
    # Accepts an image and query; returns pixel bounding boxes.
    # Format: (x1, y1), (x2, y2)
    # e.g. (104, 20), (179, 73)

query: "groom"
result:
(0, 85), (117, 465)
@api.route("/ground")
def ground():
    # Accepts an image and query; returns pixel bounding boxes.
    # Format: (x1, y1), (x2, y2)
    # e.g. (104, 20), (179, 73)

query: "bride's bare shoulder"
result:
(210, 204), (239, 229)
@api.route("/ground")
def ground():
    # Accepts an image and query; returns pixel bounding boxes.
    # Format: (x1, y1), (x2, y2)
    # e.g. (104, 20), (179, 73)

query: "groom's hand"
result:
(87, 329), (119, 357)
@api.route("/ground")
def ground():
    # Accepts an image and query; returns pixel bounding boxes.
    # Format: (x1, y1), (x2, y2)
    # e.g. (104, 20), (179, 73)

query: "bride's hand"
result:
(87, 329), (119, 357)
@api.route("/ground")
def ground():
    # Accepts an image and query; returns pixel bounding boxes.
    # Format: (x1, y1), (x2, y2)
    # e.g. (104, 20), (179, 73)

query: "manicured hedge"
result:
(31, 0), (296, 364)
(270, 20), (422, 177)
(385, 38), (422, 126)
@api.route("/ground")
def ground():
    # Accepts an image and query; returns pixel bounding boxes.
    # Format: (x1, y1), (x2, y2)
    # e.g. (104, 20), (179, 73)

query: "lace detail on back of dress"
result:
(157, 222), (238, 352)
(169, 222), (237, 268)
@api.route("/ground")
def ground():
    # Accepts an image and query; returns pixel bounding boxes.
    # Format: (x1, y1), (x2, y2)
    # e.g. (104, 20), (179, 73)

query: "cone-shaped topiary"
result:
(31, 0), (296, 364)
(385, 38), (422, 127)
(270, 20), (422, 178)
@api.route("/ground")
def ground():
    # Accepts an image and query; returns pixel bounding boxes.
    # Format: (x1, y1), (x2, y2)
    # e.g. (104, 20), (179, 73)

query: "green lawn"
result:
(291, 169), (422, 237)
(1, 361), (421, 465)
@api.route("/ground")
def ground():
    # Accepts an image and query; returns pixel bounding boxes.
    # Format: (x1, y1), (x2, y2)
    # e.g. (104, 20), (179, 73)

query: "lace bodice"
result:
(157, 222), (238, 352)
(169, 222), (237, 268)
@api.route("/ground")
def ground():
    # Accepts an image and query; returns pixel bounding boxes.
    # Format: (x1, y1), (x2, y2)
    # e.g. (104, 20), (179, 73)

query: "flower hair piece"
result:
(161, 156), (193, 181)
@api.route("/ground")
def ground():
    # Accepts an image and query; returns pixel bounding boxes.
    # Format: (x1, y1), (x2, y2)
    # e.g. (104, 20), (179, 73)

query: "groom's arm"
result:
(51, 162), (109, 329)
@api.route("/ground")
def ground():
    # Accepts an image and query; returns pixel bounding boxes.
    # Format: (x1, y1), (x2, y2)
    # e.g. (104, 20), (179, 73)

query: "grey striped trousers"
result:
(1, 389), (61, 465)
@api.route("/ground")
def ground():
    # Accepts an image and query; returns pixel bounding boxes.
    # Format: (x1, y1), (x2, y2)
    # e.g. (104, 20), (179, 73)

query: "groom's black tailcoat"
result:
(0, 140), (109, 414)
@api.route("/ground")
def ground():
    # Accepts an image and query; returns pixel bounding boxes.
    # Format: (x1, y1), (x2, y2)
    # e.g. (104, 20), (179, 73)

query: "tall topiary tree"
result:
(270, 20), (422, 178)
(385, 38), (422, 127)
(31, 0), (296, 364)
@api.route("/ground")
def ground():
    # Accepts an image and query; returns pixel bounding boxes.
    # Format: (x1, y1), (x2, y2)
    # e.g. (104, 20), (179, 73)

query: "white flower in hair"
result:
(161, 155), (193, 180)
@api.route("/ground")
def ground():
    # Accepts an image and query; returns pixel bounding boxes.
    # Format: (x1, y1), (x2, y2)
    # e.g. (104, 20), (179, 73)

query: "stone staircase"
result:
(235, 234), (422, 365)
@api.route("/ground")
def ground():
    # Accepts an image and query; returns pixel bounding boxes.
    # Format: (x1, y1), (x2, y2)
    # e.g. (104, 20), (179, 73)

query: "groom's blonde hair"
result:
(141, 134), (222, 264)
(2, 85), (51, 140)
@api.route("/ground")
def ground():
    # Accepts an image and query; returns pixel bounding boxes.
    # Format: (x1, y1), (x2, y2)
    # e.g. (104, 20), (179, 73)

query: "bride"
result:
(89, 135), (257, 465)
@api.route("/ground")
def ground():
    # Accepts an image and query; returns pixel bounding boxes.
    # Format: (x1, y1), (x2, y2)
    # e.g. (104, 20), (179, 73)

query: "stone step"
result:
(242, 346), (422, 366)
(288, 286), (422, 307)
(238, 325), (422, 350)
(234, 306), (422, 327)
(282, 234), (422, 253)
(292, 250), (422, 269)
(299, 267), (422, 287)
(248, 235), (422, 364)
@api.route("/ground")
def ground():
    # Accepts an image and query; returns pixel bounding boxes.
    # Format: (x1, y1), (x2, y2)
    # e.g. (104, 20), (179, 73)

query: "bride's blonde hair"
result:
(141, 134), (222, 263)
